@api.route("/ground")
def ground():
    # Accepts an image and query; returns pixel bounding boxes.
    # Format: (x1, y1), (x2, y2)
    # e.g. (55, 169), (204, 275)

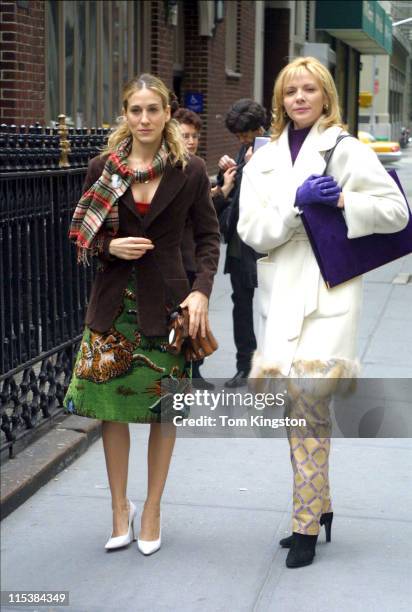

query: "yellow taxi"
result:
(358, 131), (401, 164)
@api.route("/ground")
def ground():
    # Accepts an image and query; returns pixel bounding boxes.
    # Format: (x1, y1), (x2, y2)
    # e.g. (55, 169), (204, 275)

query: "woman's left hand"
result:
(296, 174), (341, 208)
(180, 291), (210, 339)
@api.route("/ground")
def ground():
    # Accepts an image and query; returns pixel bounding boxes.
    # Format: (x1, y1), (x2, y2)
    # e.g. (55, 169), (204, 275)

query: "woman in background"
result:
(174, 107), (235, 390)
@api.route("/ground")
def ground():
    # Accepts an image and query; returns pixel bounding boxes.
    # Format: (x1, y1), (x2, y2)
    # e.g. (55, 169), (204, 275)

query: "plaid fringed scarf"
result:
(69, 137), (169, 264)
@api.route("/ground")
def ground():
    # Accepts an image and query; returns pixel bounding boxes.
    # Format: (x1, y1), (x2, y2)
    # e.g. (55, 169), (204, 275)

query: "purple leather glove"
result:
(295, 174), (341, 208)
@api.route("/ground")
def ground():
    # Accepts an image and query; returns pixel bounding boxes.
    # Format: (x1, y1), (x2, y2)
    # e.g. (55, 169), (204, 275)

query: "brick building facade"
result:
(0, 0), (256, 173)
(182, 1), (256, 169)
(0, 0), (45, 126)
(1, 1), (383, 170)
(148, 0), (257, 171)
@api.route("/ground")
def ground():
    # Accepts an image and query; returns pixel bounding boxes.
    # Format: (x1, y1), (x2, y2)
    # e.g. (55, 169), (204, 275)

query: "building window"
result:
(225, 1), (240, 76)
(294, 0), (306, 39)
(45, 0), (146, 127)
(173, 1), (185, 73)
(305, 0), (312, 40)
(172, 1), (185, 102)
(46, 1), (59, 123)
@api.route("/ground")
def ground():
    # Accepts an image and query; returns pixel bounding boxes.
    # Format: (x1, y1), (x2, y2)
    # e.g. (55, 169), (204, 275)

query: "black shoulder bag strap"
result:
(323, 133), (354, 174)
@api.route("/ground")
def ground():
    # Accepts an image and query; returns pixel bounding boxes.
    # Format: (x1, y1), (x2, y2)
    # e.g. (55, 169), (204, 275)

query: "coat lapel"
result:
(119, 161), (188, 229)
(256, 128), (292, 173)
(255, 121), (344, 176)
(143, 162), (187, 229)
(292, 121), (343, 184)
(252, 121), (346, 230)
(121, 187), (144, 224)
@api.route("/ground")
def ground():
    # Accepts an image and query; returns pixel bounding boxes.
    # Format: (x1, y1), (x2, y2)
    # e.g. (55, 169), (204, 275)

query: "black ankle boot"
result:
(286, 533), (318, 568)
(224, 370), (249, 388)
(279, 512), (333, 548)
(279, 533), (294, 548)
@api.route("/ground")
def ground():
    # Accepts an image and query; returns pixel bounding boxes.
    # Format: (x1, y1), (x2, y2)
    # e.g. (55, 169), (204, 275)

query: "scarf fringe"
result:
(75, 232), (106, 266)
(76, 245), (91, 266)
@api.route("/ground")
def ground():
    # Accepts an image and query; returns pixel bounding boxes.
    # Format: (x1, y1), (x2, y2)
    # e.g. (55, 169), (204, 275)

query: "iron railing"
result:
(0, 122), (109, 460)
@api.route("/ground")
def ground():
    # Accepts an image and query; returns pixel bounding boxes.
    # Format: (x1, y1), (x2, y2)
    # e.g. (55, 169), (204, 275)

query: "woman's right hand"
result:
(221, 166), (237, 198)
(218, 155), (237, 172)
(108, 236), (154, 260)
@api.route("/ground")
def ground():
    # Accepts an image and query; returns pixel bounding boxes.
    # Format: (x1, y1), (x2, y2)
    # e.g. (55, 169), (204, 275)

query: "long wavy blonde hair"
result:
(270, 57), (343, 141)
(101, 73), (188, 167)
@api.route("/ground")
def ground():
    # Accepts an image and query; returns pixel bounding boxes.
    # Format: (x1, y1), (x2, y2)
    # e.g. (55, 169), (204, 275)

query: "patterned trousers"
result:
(285, 390), (333, 535)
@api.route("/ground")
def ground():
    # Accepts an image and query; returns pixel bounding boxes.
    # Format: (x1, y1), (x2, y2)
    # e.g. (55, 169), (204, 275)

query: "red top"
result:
(135, 201), (150, 216)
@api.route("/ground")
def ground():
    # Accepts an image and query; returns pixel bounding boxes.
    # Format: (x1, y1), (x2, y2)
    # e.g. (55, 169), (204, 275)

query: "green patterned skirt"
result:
(63, 279), (191, 424)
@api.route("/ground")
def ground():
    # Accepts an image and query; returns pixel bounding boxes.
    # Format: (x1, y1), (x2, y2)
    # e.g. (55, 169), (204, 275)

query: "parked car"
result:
(358, 131), (402, 164)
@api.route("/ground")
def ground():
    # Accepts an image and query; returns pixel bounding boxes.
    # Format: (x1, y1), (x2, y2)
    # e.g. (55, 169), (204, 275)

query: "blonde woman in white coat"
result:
(238, 56), (409, 568)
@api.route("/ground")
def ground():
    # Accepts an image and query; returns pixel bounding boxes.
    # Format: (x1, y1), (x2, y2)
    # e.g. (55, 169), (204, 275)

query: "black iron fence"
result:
(0, 121), (109, 460)
(0, 121), (110, 172)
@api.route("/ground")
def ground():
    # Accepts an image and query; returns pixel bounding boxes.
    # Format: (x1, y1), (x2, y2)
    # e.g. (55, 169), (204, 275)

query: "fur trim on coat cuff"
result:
(248, 350), (360, 398)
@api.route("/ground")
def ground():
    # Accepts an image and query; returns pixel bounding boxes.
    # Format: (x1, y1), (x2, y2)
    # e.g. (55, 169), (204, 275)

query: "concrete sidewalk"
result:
(1, 434), (411, 612)
(2, 248), (412, 612)
(2, 152), (412, 611)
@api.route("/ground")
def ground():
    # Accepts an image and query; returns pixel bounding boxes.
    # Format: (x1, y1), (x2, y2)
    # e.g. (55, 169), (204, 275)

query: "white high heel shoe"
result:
(137, 513), (162, 556)
(104, 500), (137, 550)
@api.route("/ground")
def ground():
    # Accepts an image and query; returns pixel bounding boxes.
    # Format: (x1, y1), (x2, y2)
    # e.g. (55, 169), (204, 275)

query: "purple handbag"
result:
(299, 136), (412, 288)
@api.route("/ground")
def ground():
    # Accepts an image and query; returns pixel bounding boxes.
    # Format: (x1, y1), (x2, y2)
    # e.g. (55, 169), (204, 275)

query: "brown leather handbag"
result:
(167, 306), (218, 362)
(150, 250), (219, 361)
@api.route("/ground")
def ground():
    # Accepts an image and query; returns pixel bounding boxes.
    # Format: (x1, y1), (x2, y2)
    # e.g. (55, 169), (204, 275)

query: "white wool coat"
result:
(237, 119), (409, 382)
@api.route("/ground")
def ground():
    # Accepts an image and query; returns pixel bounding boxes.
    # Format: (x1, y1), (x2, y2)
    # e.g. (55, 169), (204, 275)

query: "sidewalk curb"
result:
(0, 416), (101, 521)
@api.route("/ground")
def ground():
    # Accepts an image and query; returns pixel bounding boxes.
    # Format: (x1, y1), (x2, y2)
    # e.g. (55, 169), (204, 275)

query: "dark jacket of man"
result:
(215, 144), (261, 288)
(80, 155), (220, 336)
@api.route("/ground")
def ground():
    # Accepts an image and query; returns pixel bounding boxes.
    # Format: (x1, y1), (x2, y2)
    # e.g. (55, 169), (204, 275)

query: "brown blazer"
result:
(181, 191), (226, 273)
(80, 154), (220, 335)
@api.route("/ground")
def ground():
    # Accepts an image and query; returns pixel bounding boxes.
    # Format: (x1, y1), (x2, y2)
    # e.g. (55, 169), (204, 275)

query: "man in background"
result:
(216, 99), (267, 388)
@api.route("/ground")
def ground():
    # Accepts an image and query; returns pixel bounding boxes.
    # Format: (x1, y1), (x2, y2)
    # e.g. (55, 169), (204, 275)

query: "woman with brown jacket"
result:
(173, 107), (236, 390)
(64, 74), (220, 556)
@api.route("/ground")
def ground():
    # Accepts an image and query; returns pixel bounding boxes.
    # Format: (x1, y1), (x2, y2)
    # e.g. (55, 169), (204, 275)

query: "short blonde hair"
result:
(270, 56), (343, 140)
(102, 73), (188, 167)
